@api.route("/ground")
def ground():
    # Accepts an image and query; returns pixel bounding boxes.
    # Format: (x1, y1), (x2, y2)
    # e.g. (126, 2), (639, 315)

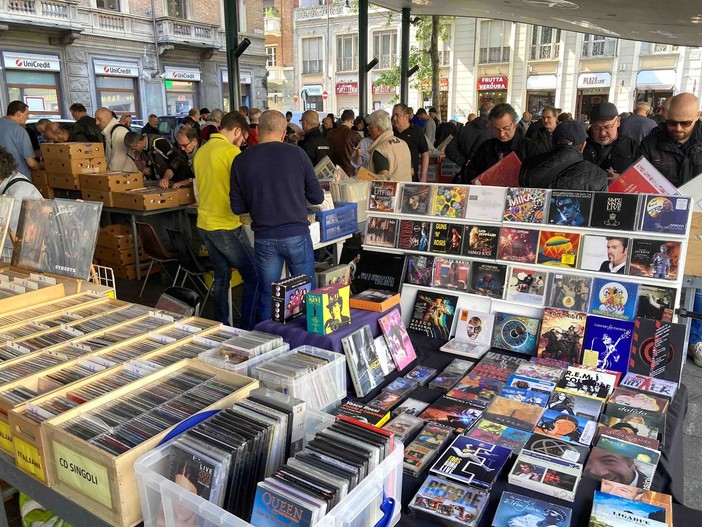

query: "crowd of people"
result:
(0, 94), (699, 329)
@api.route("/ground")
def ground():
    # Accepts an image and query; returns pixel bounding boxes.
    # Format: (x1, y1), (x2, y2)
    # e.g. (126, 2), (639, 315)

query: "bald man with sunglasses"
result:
(639, 92), (702, 187)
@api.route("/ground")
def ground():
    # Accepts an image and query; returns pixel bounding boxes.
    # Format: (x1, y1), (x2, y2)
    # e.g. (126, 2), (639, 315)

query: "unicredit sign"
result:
(4, 52), (60, 71)
(163, 67), (201, 82)
(94, 60), (139, 77)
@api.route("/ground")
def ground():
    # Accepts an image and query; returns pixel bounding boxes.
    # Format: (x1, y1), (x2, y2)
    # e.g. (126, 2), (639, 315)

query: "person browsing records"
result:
(230, 110), (324, 323)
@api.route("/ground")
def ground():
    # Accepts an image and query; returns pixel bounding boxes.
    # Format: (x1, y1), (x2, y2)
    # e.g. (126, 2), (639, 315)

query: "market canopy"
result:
(372, 0), (702, 46)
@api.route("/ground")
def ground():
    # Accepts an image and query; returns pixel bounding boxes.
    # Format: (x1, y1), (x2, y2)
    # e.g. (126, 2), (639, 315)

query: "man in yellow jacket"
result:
(194, 112), (259, 328)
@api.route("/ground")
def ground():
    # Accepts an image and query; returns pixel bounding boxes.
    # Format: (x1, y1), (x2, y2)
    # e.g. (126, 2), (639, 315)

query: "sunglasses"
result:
(665, 119), (695, 128)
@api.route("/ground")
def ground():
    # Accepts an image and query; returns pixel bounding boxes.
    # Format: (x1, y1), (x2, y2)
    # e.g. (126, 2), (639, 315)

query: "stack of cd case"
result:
(43, 359), (257, 527)
(250, 345), (347, 411)
(198, 329), (290, 375)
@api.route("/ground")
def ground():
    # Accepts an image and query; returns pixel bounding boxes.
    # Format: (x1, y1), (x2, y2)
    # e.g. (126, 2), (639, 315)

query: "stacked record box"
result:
(93, 225), (147, 281)
(40, 143), (107, 194)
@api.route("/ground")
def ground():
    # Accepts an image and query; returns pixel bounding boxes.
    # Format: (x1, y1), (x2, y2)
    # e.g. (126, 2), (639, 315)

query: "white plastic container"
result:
(197, 343), (291, 376)
(135, 410), (403, 527)
(249, 345), (347, 410)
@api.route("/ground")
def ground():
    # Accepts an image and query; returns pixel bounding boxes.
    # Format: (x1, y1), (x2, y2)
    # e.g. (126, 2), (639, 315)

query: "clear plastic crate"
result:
(135, 409), (402, 527)
(249, 345), (347, 410)
(314, 202), (358, 241)
(197, 343), (290, 376)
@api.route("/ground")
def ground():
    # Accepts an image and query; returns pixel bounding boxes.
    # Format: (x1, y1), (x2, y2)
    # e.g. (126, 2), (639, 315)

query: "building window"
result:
(165, 80), (198, 114)
(7, 71), (61, 116)
(336, 34), (358, 72)
(302, 37), (323, 74)
(373, 31), (397, 69)
(439, 24), (452, 66)
(167, 0), (185, 18)
(479, 20), (511, 64)
(96, 76), (138, 116)
(530, 26), (561, 60)
(96, 0), (120, 10)
(582, 34), (617, 57)
(641, 42), (679, 54)
(266, 46), (277, 67)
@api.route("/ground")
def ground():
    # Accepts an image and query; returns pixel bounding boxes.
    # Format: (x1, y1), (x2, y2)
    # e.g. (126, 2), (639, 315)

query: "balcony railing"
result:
(641, 42), (679, 54)
(378, 53), (396, 69)
(337, 56), (358, 72)
(295, 3), (349, 21)
(479, 47), (510, 64)
(582, 38), (616, 58)
(0, 0), (79, 27)
(530, 42), (560, 60)
(156, 17), (221, 48)
(264, 15), (280, 34)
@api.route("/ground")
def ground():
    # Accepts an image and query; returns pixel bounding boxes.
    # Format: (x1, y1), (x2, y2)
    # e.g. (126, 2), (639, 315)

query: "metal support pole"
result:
(358, 0), (368, 116)
(400, 8), (410, 106)
(224, 0), (241, 112)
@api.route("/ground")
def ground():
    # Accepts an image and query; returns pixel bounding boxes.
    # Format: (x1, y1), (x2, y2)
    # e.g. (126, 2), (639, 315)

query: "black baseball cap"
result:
(200, 107), (211, 114)
(590, 102), (618, 122)
(553, 120), (588, 146)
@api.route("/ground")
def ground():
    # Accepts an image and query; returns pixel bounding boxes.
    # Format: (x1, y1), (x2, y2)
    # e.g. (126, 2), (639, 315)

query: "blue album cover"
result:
(590, 491), (666, 526)
(640, 194), (691, 235)
(491, 313), (540, 355)
(498, 386), (550, 407)
(589, 278), (640, 321)
(250, 482), (318, 527)
(467, 418), (533, 451)
(492, 491), (572, 527)
(430, 435), (511, 489)
(534, 408), (597, 446)
(582, 316), (635, 375)
(505, 374), (556, 394)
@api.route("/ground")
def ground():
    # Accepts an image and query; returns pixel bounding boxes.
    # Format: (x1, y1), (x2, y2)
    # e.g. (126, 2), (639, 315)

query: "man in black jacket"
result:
(445, 102), (495, 183)
(532, 106), (558, 153)
(124, 131), (175, 181)
(520, 120), (608, 191)
(583, 102), (637, 181)
(68, 103), (103, 142)
(141, 114), (161, 135)
(465, 103), (540, 180)
(298, 110), (330, 167)
(639, 92), (702, 187)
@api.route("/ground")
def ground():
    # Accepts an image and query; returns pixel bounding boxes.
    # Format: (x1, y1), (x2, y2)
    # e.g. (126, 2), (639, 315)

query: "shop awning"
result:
(526, 75), (558, 90)
(636, 70), (677, 90)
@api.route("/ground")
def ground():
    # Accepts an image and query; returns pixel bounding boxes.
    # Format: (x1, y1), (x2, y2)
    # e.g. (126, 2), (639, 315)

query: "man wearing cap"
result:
(639, 92), (702, 187)
(583, 102), (637, 180)
(520, 120), (608, 190)
(199, 108), (211, 126)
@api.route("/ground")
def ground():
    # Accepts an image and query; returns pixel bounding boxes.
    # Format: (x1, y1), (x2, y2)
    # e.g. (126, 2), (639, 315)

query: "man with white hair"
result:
(95, 107), (138, 172)
(619, 102), (657, 144)
(365, 110), (412, 181)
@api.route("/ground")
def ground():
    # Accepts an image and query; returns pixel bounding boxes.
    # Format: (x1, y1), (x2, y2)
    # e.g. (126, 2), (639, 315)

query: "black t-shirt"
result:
(395, 125), (429, 181)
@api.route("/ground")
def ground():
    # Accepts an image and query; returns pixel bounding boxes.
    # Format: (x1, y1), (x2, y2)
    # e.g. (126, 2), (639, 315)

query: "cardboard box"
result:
(45, 172), (81, 190)
(94, 246), (144, 266)
(306, 283), (351, 335)
(316, 263), (351, 287)
(79, 172), (144, 192)
(176, 187), (196, 205)
(81, 189), (114, 207)
(111, 188), (178, 211)
(30, 170), (49, 187)
(34, 184), (54, 199)
(685, 211), (702, 276)
(271, 274), (312, 323)
(349, 288), (401, 312)
(97, 225), (134, 250)
(44, 157), (107, 176)
(41, 142), (105, 162)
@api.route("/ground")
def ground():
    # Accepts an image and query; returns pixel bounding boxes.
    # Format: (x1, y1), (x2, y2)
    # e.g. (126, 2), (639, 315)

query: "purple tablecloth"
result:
(255, 307), (397, 353)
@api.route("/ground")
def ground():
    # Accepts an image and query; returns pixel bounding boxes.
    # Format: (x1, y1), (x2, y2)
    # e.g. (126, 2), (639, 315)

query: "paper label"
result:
(53, 442), (112, 508)
(0, 420), (14, 454)
(14, 437), (44, 481)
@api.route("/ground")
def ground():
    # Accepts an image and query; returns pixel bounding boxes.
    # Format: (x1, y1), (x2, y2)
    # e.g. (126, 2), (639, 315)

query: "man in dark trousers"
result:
(639, 92), (702, 187)
(445, 102), (495, 183)
(230, 110), (324, 322)
(327, 109), (360, 176)
(583, 102), (637, 182)
(298, 110), (330, 167)
(465, 103), (540, 180)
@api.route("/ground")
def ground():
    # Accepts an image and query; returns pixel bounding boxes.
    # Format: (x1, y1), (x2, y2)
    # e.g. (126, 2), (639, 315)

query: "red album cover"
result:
(471, 151), (521, 187)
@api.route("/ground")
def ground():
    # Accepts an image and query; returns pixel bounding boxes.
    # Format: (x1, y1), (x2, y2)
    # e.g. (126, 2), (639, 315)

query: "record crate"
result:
(197, 342), (290, 376)
(41, 143), (106, 162)
(8, 323), (225, 485)
(313, 201), (358, 242)
(111, 188), (179, 211)
(43, 359), (259, 527)
(79, 171), (144, 193)
(0, 279), (65, 315)
(95, 225), (145, 281)
(249, 345), (347, 410)
(134, 410), (404, 527)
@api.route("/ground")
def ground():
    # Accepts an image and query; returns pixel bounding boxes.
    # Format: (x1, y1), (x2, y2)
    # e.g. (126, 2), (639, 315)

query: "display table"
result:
(255, 306), (397, 353)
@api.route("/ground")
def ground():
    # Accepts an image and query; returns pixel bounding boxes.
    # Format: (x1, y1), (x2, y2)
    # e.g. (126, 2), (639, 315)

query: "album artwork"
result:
(408, 290), (458, 340)
(505, 374), (556, 394)
(497, 227), (538, 264)
(470, 352), (527, 382)
(498, 386), (550, 407)
(522, 433), (590, 464)
(13, 199), (103, 280)
(585, 450), (655, 489)
(582, 316), (635, 375)
(365, 216), (399, 248)
(368, 180), (398, 212)
(629, 240), (681, 281)
(483, 395), (545, 431)
(639, 194), (691, 235)
(404, 255), (435, 287)
(418, 395), (485, 431)
(579, 235), (631, 274)
(607, 386), (669, 413)
(469, 262), (507, 298)
(589, 192), (641, 231)
(397, 219), (431, 251)
(430, 222), (464, 254)
(534, 408), (597, 446)
(340, 248), (405, 293)
(548, 190), (593, 227)
(461, 224), (500, 259)
(636, 284), (675, 323)
(537, 230), (580, 268)
(492, 491), (573, 527)
(513, 362), (564, 384)
(408, 475), (489, 525)
(546, 390), (604, 422)
(557, 365), (618, 400)
(465, 185), (507, 222)
(432, 185), (468, 218)
(620, 372), (678, 400)
(466, 418), (533, 451)
(502, 187), (548, 223)
(491, 313), (541, 356)
(548, 273), (592, 312)
(536, 308), (587, 364)
(446, 373), (505, 407)
(431, 435), (512, 490)
(505, 267), (548, 305)
(453, 309), (495, 347)
(341, 325), (385, 397)
(378, 308), (417, 371)
(399, 183), (433, 215)
(588, 277), (640, 321)
(589, 491), (666, 526)
(629, 317), (686, 384)
(508, 450), (583, 502)
(432, 257), (470, 292)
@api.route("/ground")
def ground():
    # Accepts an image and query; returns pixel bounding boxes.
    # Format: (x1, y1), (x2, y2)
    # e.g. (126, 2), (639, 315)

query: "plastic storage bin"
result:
(249, 345), (347, 410)
(314, 202), (358, 242)
(135, 409), (403, 527)
(197, 343), (290, 376)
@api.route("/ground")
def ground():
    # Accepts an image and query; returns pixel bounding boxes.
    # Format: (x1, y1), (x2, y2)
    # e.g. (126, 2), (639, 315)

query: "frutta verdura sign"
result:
(477, 75), (508, 91)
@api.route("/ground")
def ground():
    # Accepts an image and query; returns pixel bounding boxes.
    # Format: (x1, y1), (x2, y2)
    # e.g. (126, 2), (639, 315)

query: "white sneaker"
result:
(690, 341), (702, 367)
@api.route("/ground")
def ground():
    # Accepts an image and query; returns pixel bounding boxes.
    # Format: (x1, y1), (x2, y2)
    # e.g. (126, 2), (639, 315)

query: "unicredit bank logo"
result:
(15, 59), (51, 68)
(103, 65), (133, 75)
(173, 71), (196, 80)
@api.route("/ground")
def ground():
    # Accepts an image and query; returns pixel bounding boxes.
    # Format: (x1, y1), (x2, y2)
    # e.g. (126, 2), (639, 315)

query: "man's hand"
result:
(606, 168), (619, 182)
(159, 177), (170, 188)
(172, 180), (189, 189)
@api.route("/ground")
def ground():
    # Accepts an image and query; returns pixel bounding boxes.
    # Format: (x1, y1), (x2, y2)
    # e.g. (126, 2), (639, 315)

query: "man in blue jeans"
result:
(230, 110), (324, 322)
(194, 112), (259, 328)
